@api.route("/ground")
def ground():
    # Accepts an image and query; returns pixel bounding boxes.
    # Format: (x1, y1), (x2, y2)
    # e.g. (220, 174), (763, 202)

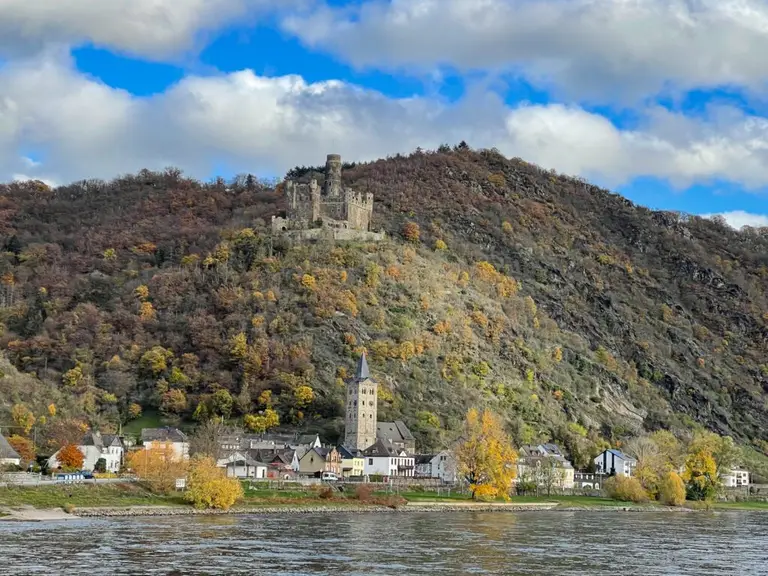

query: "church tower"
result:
(344, 351), (378, 451)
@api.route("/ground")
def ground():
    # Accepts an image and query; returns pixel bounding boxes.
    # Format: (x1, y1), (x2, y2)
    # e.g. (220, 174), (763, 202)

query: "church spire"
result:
(355, 351), (370, 380)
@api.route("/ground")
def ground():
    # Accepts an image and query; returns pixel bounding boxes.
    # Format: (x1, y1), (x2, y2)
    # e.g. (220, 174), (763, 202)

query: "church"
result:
(343, 352), (415, 477)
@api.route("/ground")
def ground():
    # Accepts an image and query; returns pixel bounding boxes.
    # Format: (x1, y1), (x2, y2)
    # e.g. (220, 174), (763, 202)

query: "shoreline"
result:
(0, 501), (712, 521)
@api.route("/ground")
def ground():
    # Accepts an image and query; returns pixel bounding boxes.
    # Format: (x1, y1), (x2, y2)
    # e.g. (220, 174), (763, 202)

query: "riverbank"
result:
(1, 483), (767, 521)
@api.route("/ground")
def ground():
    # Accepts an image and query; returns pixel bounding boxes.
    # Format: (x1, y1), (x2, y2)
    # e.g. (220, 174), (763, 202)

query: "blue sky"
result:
(2, 0), (768, 228)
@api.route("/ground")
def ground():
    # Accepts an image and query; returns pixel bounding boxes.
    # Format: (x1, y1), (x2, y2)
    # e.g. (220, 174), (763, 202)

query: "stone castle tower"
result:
(344, 351), (378, 451)
(271, 154), (377, 237)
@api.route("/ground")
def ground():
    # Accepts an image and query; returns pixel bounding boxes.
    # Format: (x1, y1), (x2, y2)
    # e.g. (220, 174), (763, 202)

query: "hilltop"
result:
(1, 146), (767, 472)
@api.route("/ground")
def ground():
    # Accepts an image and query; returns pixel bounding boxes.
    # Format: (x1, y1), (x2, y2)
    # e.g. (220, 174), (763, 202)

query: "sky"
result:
(1, 1), (768, 228)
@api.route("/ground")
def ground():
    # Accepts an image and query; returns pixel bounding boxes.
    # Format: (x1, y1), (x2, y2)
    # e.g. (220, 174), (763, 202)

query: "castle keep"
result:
(271, 154), (383, 241)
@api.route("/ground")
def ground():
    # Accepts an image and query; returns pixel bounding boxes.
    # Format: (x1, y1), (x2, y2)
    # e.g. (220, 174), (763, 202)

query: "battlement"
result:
(272, 154), (376, 237)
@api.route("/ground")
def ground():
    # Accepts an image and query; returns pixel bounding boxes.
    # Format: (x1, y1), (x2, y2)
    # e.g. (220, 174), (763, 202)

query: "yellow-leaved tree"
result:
(127, 441), (188, 493)
(682, 449), (719, 501)
(184, 455), (244, 510)
(455, 408), (517, 500)
(659, 471), (686, 506)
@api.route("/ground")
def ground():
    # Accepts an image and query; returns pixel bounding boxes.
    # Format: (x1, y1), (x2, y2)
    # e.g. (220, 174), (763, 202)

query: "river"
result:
(1, 510), (767, 575)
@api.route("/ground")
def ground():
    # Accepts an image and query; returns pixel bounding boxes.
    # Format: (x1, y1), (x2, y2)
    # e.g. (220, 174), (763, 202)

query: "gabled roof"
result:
(102, 434), (123, 448)
(141, 427), (188, 443)
(0, 433), (20, 460)
(363, 439), (397, 457)
(377, 420), (414, 444)
(297, 433), (320, 446)
(415, 454), (436, 465)
(337, 445), (362, 459)
(354, 352), (371, 380)
(605, 449), (636, 462)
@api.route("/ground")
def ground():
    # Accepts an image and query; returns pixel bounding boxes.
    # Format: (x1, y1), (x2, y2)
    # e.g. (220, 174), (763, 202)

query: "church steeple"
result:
(355, 351), (370, 381)
(344, 350), (378, 451)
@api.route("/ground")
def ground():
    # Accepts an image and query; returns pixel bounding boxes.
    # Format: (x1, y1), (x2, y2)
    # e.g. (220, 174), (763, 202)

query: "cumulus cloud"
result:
(283, 0), (768, 101)
(0, 0), (291, 58)
(702, 211), (768, 229)
(4, 52), (768, 189)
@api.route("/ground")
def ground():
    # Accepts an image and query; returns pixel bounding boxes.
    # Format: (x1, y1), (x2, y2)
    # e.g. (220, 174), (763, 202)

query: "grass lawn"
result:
(711, 500), (768, 511)
(121, 411), (167, 437)
(0, 483), (186, 509)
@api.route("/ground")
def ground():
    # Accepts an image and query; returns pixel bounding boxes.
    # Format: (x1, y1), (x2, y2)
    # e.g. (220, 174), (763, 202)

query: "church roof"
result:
(354, 351), (371, 381)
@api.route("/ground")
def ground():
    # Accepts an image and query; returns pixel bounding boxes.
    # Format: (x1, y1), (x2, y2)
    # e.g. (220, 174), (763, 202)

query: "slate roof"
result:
(354, 352), (371, 380)
(376, 421), (414, 444)
(606, 449), (636, 462)
(0, 433), (20, 460)
(141, 427), (188, 443)
(337, 445), (362, 460)
(363, 439), (398, 458)
(415, 454), (436, 465)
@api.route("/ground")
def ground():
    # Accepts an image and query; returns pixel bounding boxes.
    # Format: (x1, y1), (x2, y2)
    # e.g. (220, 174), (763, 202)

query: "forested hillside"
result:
(1, 146), (768, 472)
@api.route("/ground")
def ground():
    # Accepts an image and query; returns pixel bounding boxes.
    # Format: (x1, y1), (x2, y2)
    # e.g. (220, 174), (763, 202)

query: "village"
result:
(0, 352), (756, 502)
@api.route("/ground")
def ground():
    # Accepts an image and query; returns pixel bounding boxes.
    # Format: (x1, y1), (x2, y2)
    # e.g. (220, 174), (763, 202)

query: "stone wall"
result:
(276, 227), (385, 242)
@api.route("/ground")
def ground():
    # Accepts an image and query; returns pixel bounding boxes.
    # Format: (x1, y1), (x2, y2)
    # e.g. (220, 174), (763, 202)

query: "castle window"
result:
(369, 401), (373, 406)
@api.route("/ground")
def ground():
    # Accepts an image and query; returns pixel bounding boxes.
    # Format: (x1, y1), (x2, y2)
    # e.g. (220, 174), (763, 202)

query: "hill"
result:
(1, 147), (767, 472)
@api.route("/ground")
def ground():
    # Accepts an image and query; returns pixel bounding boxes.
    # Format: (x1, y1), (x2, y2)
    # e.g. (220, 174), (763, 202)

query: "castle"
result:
(271, 154), (384, 241)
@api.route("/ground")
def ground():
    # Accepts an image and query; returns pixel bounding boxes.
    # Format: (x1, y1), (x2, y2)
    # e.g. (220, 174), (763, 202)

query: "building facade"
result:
(594, 449), (636, 477)
(362, 440), (414, 477)
(141, 427), (190, 461)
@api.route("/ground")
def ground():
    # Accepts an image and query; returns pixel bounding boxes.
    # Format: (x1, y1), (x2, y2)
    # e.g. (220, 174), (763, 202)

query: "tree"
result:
(95, 458), (107, 473)
(402, 222), (420, 243)
(11, 404), (35, 435)
(8, 435), (36, 466)
(455, 408), (517, 500)
(190, 418), (227, 460)
(244, 409), (279, 433)
(58, 444), (85, 472)
(211, 389), (233, 418)
(161, 389), (187, 415)
(688, 431), (738, 476)
(536, 456), (566, 496)
(659, 471), (686, 506)
(683, 449), (719, 501)
(184, 455), (243, 510)
(127, 442), (188, 493)
(626, 436), (662, 496)
(604, 476), (648, 503)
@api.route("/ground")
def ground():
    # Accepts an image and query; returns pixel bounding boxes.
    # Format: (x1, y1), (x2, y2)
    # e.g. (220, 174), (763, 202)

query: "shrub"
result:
(402, 222), (420, 243)
(659, 471), (686, 506)
(183, 456), (243, 510)
(604, 475), (648, 503)
(318, 486), (334, 499)
(63, 503), (75, 514)
(354, 484), (375, 501)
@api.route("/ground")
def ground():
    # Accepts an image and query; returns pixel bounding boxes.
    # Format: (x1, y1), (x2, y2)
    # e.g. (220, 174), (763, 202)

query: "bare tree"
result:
(189, 418), (229, 460)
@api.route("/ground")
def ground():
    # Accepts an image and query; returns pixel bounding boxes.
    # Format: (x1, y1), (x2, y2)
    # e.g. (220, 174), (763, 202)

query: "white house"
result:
(594, 449), (637, 477)
(48, 432), (124, 472)
(517, 444), (575, 490)
(216, 452), (267, 479)
(415, 451), (458, 482)
(362, 439), (414, 478)
(721, 467), (750, 488)
(0, 433), (21, 467)
(141, 427), (189, 461)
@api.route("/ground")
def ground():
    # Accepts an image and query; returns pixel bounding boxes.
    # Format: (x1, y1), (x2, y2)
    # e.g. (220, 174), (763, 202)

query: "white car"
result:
(321, 472), (340, 482)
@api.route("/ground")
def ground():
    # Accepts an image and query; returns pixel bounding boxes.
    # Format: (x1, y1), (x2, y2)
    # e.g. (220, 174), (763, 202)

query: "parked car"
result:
(321, 472), (339, 482)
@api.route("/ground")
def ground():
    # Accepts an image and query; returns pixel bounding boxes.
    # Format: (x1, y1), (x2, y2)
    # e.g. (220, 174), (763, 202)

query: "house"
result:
(0, 433), (21, 467)
(363, 439), (414, 477)
(573, 472), (604, 491)
(338, 446), (364, 477)
(141, 427), (189, 460)
(722, 467), (750, 488)
(298, 446), (342, 476)
(48, 431), (124, 473)
(415, 451), (458, 482)
(216, 452), (268, 479)
(376, 421), (416, 454)
(250, 448), (296, 479)
(517, 444), (575, 490)
(594, 449), (636, 477)
(219, 431), (322, 453)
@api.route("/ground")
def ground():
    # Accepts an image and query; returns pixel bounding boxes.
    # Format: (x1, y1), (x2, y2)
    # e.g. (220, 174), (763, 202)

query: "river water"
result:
(1, 511), (767, 575)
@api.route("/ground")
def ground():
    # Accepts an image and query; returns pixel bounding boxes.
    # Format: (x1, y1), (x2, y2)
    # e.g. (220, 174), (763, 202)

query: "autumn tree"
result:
(11, 404), (35, 435)
(244, 409), (280, 433)
(683, 449), (719, 501)
(402, 221), (420, 243)
(57, 443), (85, 472)
(190, 418), (228, 460)
(687, 431), (738, 477)
(455, 408), (517, 500)
(127, 442), (188, 493)
(659, 471), (686, 506)
(184, 455), (243, 510)
(160, 389), (188, 415)
(8, 435), (36, 466)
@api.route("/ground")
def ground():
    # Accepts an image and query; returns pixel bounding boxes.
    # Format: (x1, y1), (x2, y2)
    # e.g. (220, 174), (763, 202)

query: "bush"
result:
(604, 475), (649, 503)
(184, 456), (244, 510)
(63, 503), (75, 514)
(659, 471), (686, 506)
(318, 486), (334, 499)
(354, 484), (374, 501)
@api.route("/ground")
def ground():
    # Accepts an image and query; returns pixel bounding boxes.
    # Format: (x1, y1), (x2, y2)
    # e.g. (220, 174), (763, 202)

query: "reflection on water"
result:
(1, 510), (767, 575)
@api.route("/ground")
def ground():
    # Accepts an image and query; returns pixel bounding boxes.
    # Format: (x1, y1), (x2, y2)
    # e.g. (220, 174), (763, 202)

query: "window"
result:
(369, 401), (374, 406)
(369, 458), (373, 465)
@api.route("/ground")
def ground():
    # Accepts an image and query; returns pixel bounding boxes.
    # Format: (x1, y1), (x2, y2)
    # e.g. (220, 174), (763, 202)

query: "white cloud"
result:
(4, 52), (768, 190)
(283, 0), (768, 101)
(702, 210), (768, 229)
(0, 0), (291, 59)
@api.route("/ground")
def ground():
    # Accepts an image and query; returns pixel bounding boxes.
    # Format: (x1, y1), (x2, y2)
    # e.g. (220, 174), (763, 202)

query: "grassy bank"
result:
(2, 482), (767, 513)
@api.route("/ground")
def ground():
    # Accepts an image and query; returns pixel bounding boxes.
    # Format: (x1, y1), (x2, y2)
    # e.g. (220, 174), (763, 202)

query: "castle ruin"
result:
(271, 154), (384, 241)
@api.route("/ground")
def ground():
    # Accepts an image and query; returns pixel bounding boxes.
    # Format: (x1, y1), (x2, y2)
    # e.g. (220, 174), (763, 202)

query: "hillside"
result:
(1, 147), (768, 471)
